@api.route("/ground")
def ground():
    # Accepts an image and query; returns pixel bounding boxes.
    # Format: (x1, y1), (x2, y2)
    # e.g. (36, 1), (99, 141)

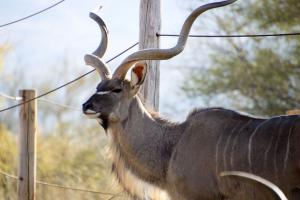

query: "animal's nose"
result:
(82, 102), (92, 112)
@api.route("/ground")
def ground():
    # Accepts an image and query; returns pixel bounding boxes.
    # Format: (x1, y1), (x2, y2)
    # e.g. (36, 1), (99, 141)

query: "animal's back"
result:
(166, 108), (300, 200)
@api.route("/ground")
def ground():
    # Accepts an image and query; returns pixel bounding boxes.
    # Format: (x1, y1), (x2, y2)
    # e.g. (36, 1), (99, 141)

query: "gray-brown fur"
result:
(83, 78), (300, 199)
(82, 0), (299, 199)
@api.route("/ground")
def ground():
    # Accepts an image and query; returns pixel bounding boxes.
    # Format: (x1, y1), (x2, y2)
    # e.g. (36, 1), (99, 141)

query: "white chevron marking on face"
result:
(96, 91), (110, 95)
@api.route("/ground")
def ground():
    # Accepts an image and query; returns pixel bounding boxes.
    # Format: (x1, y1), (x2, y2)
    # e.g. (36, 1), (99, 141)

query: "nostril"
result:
(82, 102), (92, 111)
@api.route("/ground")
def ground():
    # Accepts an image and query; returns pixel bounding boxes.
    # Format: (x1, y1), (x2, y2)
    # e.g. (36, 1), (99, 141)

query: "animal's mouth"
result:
(83, 109), (101, 119)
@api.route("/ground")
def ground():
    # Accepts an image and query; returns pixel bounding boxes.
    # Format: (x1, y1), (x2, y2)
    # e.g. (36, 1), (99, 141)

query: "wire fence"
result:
(0, 0), (66, 28)
(0, 1), (128, 198)
(0, 170), (19, 180)
(0, 42), (139, 113)
(0, 42), (139, 198)
(2, 29), (300, 113)
(157, 32), (300, 38)
(1, 0), (300, 113)
(0, 93), (81, 111)
(0, 170), (118, 196)
(1, 1), (300, 199)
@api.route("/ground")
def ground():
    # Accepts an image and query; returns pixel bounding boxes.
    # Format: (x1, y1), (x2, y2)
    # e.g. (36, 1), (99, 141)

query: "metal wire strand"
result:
(157, 32), (300, 38)
(0, 0), (66, 28)
(0, 169), (117, 196)
(0, 42), (139, 113)
(36, 180), (116, 196)
(0, 93), (81, 111)
(38, 98), (81, 111)
(0, 170), (19, 180)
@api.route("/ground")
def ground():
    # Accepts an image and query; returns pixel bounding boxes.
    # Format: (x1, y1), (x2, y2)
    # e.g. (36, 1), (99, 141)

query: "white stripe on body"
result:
(230, 120), (253, 169)
(247, 118), (273, 173)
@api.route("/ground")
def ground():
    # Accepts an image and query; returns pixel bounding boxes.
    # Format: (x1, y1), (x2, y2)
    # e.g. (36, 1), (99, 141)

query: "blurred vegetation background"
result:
(0, 0), (300, 199)
(184, 0), (300, 116)
(0, 47), (128, 199)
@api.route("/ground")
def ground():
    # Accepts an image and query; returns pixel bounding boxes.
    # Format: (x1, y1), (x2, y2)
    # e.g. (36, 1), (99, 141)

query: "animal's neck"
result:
(108, 96), (183, 186)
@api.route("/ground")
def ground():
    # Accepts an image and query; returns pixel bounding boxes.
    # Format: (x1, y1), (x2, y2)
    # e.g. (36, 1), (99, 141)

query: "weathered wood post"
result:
(139, 0), (161, 111)
(18, 90), (37, 200)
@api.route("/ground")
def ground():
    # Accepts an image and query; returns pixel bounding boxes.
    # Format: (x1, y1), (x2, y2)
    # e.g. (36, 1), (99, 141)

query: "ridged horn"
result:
(220, 171), (288, 200)
(89, 12), (108, 57)
(84, 54), (111, 79)
(112, 0), (238, 79)
(85, 12), (111, 80)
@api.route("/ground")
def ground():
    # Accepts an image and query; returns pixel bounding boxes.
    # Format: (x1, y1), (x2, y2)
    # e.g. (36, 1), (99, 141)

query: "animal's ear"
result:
(130, 62), (147, 87)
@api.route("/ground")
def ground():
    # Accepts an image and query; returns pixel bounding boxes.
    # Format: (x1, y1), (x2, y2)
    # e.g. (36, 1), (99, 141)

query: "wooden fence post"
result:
(18, 90), (37, 200)
(139, 0), (161, 111)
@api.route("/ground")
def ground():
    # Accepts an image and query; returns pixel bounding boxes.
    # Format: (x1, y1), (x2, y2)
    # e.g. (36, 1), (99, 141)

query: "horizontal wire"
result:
(0, 169), (116, 196)
(0, 0), (66, 28)
(0, 92), (81, 111)
(0, 93), (21, 100)
(157, 32), (300, 38)
(0, 170), (18, 180)
(38, 98), (81, 111)
(2, 33), (297, 112)
(36, 180), (116, 196)
(0, 42), (139, 113)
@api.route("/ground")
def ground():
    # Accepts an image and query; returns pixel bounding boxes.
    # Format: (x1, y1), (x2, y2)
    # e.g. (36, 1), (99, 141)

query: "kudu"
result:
(82, 0), (300, 199)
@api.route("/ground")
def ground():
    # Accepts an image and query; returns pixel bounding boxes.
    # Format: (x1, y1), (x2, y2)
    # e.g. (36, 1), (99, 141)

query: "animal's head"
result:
(82, 13), (149, 129)
(82, 0), (238, 128)
(82, 55), (147, 128)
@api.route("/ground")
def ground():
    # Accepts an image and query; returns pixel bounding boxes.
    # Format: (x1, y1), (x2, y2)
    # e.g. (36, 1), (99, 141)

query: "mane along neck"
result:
(107, 96), (183, 200)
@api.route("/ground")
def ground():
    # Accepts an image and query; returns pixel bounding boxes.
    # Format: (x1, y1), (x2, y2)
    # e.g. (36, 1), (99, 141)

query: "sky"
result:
(0, 0), (233, 120)
(0, 0), (191, 67)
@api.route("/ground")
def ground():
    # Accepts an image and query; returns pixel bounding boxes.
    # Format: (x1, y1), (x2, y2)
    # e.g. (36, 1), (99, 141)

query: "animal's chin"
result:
(99, 115), (110, 130)
(84, 113), (107, 130)
(85, 112), (109, 130)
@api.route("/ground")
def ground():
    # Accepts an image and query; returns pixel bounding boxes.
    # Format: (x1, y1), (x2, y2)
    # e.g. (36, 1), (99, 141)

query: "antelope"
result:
(82, 0), (300, 199)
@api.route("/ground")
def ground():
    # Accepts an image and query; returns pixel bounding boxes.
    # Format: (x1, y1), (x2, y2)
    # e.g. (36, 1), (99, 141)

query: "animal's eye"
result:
(112, 89), (122, 93)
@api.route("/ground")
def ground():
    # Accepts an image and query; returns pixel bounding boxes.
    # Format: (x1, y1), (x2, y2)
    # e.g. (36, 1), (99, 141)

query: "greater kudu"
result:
(82, 0), (300, 199)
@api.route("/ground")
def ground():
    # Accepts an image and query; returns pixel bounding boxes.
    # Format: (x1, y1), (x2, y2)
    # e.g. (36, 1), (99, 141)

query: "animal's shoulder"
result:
(185, 107), (300, 127)
(186, 107), (262, 122)
(182, 108), (262, 136)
